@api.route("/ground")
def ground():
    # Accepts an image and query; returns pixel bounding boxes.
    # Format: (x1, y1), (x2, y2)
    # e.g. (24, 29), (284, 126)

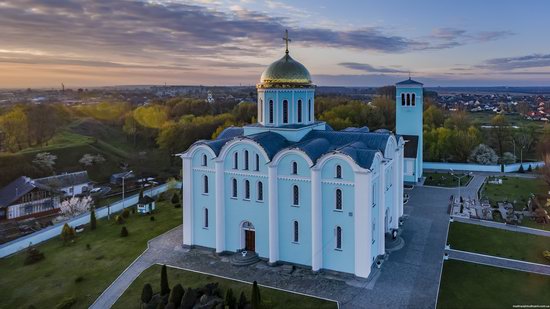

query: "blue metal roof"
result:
(216, 126), (244, 140)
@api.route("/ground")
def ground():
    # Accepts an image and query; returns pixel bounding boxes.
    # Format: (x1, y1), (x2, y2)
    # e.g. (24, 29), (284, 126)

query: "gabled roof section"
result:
(246, 131), (289, 159)
(35, 171), (90, 188)
(0, 176), (55, 207)
(396, 78), (423, 86)
(216, 126), (244, 140)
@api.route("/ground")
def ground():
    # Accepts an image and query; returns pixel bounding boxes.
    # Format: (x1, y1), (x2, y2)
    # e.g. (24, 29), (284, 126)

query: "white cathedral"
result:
(179, 33), (423, 279)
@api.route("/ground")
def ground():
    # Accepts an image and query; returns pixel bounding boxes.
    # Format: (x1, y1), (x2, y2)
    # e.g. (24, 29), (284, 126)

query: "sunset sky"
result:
(1, 0), (549, 88)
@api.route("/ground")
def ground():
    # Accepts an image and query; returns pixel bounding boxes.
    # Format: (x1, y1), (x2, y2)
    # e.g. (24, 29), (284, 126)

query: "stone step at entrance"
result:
(230, 250), (260, 266)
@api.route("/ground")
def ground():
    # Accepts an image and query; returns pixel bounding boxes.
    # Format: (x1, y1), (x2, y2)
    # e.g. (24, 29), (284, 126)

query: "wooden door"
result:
(245, 230), (255, 252)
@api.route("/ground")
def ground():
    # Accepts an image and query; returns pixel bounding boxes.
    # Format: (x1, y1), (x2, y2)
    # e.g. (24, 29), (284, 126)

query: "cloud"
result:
(339, 62), (407, 73)
(425, 27), (513, 49)
(479, 54), (550, 70)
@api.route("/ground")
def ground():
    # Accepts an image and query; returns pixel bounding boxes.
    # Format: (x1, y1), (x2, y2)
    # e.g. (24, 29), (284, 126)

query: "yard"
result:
(0, 200), (182, 309)
(482, 176), (547, 210)
(424, 172), (472, 187)
(447, 222), (550, 264)
(114, 264), (338, 309)
(437, 260), (550, 309)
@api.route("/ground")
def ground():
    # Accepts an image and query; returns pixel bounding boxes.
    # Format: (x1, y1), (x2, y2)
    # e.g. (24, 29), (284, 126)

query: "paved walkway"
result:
(453, 217), (550, 237)
(447, 249), (550, 276)
(92, 183), (456, 309)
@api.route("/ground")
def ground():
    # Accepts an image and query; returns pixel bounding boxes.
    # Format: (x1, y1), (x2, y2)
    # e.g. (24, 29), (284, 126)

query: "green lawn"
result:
(114, 264), (338, 309)
(424, 172), (472, 187)
(482, 176), (547, 210)
(448, 222), (550, 264)
(0, 201), (182, 309)
(437, 260), (550, 309)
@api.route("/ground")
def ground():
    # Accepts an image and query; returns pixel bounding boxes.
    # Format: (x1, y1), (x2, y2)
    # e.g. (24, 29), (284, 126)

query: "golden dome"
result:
(258, 53), (313, 88)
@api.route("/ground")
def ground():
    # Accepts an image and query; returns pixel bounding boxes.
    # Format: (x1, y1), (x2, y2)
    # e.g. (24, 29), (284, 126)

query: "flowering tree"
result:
(469, 144), (498, 165)
(59, 196), (93, 219)
(33, 152), (57, 170)
(79, 153), (106, 166)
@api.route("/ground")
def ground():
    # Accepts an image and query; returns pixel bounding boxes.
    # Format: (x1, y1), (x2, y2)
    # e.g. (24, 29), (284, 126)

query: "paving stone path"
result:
(453, 217), (550, 237)
(447, 249), (550, 276)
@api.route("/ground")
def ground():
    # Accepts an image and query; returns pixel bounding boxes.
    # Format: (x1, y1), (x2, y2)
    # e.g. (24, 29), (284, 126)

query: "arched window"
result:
(401, 93), (405, 106)
(336, 189), (342, 210)
(336, 226), (342, 249)
(412, 93), (416, 106)
(297, 100), (302, 123)
(293, 185), (299, 206)
(204, 208), (209, 228)
(203, 175), (209, 194)
(292, 161), (298, 175)
(282, 100), (289, 123)
(244, 180), (250, 199)
(233, 152), (238, 169)
(335, 165), (342, 179)
(308, 99), (311, 122)
(257, 181), (263, 201)
(293, 221), (299, 242)
(232, 178), (237, 198)
(406, 93), (411, 106)
(202, 154), (207, 166)
(269, 100), (274, 123)
(255, 154), (260, 171)
(244, 150), (249, 170)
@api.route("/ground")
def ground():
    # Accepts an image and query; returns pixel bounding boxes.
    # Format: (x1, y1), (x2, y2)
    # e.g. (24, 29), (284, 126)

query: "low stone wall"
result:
(0, 183), (179, 258)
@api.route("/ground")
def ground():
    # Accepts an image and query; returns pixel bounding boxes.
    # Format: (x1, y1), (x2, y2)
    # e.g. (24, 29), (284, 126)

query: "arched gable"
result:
(217, 138), (271, 163)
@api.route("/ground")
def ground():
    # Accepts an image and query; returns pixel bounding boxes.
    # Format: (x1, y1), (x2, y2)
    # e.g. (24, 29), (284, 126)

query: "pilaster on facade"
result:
(182, 156), (193, 246)
(398, 146), (405, 219)
(268, 165), (279, 264)
(378, 161), (387, 255)
(214, 160), (225, 253)
(311, 168), (322, 271)
(354, 170), (372, 279)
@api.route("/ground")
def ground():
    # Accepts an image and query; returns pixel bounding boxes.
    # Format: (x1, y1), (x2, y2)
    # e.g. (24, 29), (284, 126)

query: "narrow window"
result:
(202, 154), (207, 166)
(336, 189), (342, 210)
(293, 185), (299, 206)
(203, 175), (209, 194)
(412, 93), (416, 106)
(245, 180), (250, 199)
(372, 219), (376, 244)
(293, 221), (299, 242)
(401, 93), (405, 106)
(406, 93), (411, 106)
(259, 99), (263, 122)
(269, 100), (274, 123)
(204, 208), (209, 228)
(244, 150), (249, 170)
(308, 99), (311, 122)
(232, 178), (237, 197)
(297, 100), (302, 123)
(283, 100), (288, 123)
(336, 226), (342, 250)
(257, 181), (263, 201)
(255, 154), (260, 171)
(335, 165), (342, 179)
(233, 152), (238, 169)
(292, 161), (298, 175)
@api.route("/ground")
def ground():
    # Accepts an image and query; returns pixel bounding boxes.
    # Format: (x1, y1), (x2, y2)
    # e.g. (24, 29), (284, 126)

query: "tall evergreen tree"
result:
(169, 284), (185, 306)
(160, 264), (170, 296)
(90, 207), (97, 230)
(238, 291), (247, 309)
(225, 288), (236, 309)
(141, 283), (153, 304)
(251, 281), (261, 309)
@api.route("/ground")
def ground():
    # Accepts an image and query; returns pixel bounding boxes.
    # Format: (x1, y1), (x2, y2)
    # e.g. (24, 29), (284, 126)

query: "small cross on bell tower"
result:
(282, 29), (291, 54)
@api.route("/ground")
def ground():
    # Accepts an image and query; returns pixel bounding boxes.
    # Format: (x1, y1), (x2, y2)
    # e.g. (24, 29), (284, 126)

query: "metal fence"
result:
(424, 161), (544, 173)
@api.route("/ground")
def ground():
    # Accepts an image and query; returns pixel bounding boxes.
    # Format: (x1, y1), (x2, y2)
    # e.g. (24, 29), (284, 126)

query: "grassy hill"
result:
(0, 118), (178, 187)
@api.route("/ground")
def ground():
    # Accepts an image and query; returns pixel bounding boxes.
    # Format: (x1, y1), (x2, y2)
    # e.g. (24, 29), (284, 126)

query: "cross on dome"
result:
(282, 29), (291, 54)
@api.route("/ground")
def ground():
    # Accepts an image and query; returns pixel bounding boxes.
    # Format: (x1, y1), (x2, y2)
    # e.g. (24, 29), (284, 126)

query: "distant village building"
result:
(137, 194), (156, 214)
(0, 171), (91, 220)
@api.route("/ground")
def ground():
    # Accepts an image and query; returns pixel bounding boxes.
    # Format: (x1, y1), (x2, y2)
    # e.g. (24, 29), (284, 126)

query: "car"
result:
(90, 187), (102, 194)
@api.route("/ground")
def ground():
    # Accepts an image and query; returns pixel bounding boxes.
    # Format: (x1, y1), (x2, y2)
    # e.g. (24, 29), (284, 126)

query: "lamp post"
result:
(450, 169), (472, 204)
(121, 170), (134, 216)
